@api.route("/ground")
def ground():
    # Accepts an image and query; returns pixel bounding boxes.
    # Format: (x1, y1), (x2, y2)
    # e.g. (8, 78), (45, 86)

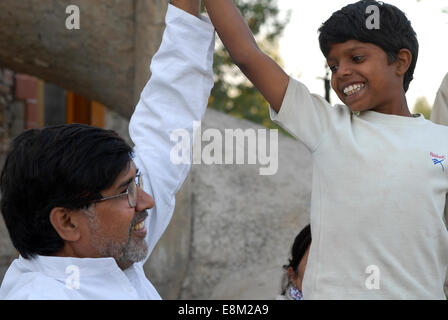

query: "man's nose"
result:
(136, 187), (155, 212)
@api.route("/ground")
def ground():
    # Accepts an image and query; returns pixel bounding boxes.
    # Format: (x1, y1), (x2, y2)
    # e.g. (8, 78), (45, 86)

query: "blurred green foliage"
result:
(206, 0), (291, 133)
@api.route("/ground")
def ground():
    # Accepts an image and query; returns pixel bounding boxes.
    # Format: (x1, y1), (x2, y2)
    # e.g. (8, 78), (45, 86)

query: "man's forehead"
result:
(113, 161), (137, 187)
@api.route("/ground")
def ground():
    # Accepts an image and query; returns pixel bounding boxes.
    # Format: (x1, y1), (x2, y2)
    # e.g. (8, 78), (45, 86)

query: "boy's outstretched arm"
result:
(204, 0), (289, 113)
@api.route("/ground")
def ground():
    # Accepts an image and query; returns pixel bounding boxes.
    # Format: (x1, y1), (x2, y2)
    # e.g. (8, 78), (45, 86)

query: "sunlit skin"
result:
(326, 40), (413, 117)
(51, 161), (155, 270)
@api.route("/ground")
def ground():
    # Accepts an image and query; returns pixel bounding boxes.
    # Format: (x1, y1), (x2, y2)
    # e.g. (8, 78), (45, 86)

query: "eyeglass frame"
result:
(92, 173), (143, 208)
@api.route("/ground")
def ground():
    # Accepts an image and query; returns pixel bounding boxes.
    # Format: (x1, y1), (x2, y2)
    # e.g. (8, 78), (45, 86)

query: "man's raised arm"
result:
(129, 1), (215, 259)
(204, 0), (289, 112)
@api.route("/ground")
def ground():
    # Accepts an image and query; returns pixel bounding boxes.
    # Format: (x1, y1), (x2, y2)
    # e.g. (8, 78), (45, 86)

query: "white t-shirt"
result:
(270, 77), (448, 299)
(0, 4), (215, 300)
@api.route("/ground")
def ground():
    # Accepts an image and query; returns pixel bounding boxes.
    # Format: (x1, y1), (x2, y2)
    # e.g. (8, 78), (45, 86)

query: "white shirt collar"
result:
(19, 255), (123, 278)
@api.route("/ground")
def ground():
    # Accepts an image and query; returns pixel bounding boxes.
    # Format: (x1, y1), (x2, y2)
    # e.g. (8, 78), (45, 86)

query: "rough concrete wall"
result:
(134, 0), (167, 108)
(0, 0), (167, 119)
(0, 68), (22, 282)
(145, 109), (312, 299)
(105, 108), (133, 146)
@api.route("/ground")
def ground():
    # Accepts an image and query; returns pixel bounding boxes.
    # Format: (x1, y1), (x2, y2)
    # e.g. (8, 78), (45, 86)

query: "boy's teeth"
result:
(343, 83), (365, 96)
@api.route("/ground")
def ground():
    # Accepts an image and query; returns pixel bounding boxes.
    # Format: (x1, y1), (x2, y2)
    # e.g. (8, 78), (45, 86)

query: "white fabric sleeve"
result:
(430, 73), (448, 126)
(269, 77), (346, 152)
(128, 4), (215, 260)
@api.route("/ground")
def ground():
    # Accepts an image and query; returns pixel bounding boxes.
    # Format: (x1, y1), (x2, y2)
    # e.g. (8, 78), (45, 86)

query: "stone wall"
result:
(0, 0), (168, 119)
(0, 68), (23, 279)
(0, 69), (26, 162)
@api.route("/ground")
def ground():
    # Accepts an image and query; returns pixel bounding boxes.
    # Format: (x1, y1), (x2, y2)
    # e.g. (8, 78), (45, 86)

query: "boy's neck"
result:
(368, 94), (412, 118)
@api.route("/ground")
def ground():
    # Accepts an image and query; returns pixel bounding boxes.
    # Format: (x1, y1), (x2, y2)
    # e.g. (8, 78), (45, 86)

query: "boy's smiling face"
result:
(326, 40), (411, 116)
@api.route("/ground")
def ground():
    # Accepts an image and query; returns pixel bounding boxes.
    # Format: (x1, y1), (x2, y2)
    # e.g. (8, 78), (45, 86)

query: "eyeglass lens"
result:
(128, 175), (142, 208)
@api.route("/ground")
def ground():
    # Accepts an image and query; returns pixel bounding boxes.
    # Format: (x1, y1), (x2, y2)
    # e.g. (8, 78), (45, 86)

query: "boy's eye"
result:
(352, 55), (364, 62)
(328, 65), (338, 73)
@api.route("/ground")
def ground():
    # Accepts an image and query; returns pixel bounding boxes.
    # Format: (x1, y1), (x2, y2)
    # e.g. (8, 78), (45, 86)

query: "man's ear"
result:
(49, 207), (81, 242)
(395, 48), (412, 77)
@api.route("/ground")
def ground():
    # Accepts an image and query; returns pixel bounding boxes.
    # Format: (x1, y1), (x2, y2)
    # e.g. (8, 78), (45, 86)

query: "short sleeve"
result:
(269, 77), (345, 152)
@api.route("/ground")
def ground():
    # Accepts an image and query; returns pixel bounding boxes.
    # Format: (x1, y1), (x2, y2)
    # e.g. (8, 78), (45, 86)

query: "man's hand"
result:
(170, 0), (201, 18)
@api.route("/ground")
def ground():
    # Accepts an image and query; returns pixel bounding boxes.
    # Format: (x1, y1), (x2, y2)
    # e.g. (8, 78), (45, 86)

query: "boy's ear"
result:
(49, 207), (82, 242)
(395, 48), (412, 77)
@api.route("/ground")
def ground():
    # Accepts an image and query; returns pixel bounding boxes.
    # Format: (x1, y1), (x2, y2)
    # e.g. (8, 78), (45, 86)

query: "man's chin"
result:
(125, 240), (148, 262)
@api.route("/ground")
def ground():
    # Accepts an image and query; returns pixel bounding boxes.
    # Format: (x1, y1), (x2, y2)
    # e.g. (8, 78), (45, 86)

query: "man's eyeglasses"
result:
(94, 174), (143, 208)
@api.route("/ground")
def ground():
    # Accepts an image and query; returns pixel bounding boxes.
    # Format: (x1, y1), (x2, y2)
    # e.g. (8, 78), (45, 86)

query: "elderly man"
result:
(0, 0), (214, 299)
(431, 73), (448, 126)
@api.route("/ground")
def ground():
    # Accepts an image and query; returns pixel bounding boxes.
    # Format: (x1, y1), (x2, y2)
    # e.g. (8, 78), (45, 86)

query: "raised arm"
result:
(204, 0), (289, 112)
(129, 2), (215, 259)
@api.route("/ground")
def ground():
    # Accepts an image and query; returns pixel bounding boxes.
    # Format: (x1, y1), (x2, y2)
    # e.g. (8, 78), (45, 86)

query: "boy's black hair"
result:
(281, 224), (312, 295)
(0, 124), (133, 259)
(318, 0), (419, 92)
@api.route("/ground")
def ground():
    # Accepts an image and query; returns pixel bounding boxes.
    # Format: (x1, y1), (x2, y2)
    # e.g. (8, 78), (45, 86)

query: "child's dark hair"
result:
(281, 224), (312, 295)
(318, 0), (419, 92)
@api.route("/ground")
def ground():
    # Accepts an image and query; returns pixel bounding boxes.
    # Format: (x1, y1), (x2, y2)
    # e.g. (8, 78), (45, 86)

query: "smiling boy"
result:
(204, 0), (448, 299)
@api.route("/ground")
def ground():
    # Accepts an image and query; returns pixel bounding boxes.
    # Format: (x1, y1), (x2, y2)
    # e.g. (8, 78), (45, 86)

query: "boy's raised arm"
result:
(204, 0), (289, 113)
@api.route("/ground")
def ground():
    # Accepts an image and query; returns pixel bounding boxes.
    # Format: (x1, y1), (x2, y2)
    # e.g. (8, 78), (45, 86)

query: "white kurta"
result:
(0, 4), (215, 300)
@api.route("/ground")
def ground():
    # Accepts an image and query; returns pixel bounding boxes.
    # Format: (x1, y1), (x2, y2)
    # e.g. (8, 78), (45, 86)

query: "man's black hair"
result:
(0, 124), (133, 259)
(318, 0), (419, 92)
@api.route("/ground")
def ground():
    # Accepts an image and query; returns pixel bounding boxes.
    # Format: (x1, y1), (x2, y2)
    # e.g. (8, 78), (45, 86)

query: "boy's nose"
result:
(338, 63), (352, 77)
(135, 187), (155, 212)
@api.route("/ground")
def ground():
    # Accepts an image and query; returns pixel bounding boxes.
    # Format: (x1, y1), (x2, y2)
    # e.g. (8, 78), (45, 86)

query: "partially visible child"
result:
(277, 224), (311, 300)
(204, 0), (448, 299)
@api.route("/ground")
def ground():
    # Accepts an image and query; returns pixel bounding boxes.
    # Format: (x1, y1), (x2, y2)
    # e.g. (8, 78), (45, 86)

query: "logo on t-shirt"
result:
(430, 152), (445, 172)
